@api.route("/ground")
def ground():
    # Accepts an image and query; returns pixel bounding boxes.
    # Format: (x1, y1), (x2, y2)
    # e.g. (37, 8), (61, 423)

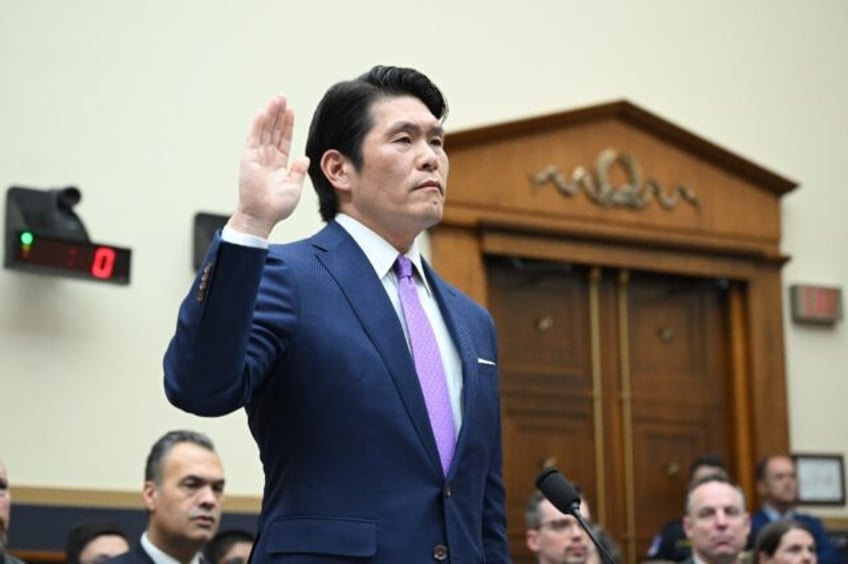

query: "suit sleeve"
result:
(163, 235), (297, 415)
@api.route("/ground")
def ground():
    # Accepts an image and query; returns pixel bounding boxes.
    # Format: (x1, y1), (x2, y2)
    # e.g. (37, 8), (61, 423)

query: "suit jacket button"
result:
(433, 544), (448, 561)
(444, 484), (452, 497)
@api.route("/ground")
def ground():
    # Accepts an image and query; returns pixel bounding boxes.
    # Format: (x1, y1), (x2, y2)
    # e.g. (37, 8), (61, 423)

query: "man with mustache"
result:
(107, 431), (225, 564)
(682, 475), (751, 564)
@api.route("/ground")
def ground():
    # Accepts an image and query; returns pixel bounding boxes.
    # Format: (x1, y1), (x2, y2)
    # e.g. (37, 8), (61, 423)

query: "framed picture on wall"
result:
(792, 453), (846, 505)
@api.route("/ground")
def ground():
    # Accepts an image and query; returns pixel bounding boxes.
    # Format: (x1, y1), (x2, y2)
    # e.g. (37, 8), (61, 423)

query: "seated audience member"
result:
(0, 458), (24, 564)
(646, 453), (728, 561)
(66, 522), (130, 564)
(526, 489), (592, 564)
(105, 430), (225, 564)
(683, 474), (751, 564)
(749, 455), (840, 564)
(753, 520), (817, 564)
(526, 488), (621, 564)
(202, 529), (254, 564)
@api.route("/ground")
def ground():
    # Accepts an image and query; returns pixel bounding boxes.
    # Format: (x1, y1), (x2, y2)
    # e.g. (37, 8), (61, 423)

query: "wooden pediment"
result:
(444, 100), (797, 260)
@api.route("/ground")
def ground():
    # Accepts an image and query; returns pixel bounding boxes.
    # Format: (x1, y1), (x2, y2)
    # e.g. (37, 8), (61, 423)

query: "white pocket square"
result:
(477, 358), (497, 366)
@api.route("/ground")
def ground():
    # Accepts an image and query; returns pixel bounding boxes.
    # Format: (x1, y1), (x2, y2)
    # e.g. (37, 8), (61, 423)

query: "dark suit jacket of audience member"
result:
(748, 508), (843, 564)
(646, 517), (691, 561)
(104, 544), (155, 564)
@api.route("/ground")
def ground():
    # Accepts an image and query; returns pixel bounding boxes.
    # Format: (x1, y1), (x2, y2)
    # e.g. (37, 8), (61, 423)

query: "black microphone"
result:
(535, 467), (617, 564)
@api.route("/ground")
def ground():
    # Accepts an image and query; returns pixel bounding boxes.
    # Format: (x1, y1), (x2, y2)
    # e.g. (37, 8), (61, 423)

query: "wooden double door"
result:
(486, 256), (735, 563)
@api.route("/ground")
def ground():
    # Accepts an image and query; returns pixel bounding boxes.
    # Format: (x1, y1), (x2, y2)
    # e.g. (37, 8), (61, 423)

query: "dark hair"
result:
(202, 529), (255, 564)
(65, 522), (128, 564)
(525, 490), (547, 529)
(753, 519), (815, 559)
(305, 65), (448, 221)
(689, 453), (725, 479)
(525, 485), (586, 530)
(755, 454), (794, 482)
(144, 430), (215, 483)
(755, 456), (772, 481)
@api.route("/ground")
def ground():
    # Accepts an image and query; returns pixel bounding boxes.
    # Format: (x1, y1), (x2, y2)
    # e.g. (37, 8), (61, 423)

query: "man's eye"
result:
(394, 136), (411, 144)
(430, 138), (444, 147)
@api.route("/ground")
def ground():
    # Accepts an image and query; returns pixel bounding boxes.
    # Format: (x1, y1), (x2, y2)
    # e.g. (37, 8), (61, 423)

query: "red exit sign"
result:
(790, 284), (843, 324)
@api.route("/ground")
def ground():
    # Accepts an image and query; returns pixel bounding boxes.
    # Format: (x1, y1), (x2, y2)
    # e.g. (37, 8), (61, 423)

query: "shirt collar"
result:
(141, 531), (203, 564)
(335, 214), (432, 295)
(763, 503), (795, 520)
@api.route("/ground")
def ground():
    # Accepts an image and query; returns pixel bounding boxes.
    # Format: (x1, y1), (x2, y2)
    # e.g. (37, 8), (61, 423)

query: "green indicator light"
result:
(20, 231), (34, 246)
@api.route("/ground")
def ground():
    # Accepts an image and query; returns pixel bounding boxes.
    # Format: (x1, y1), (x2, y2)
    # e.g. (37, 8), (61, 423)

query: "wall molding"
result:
(14, 485), (261, 512)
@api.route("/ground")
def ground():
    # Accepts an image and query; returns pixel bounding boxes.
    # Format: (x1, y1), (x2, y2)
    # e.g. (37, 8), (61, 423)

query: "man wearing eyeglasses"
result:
(525, 490), (591, 564)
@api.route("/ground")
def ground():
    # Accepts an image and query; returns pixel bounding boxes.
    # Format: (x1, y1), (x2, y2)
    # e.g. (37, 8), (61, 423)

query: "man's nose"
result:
(713, 510), (729, 526)
(419, 143), (440, 170)
(197, 485), (220, 506)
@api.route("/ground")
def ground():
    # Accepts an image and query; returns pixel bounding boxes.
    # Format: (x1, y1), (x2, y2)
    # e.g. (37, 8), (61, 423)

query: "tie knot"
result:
(395, 255), (414, 280)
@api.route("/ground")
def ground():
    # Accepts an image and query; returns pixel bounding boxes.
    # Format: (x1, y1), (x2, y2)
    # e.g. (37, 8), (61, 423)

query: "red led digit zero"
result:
(91, 246), (116, 279)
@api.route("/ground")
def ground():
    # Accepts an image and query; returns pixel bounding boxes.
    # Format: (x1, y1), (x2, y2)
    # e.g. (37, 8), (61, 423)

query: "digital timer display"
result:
(7, 230), (131, 284)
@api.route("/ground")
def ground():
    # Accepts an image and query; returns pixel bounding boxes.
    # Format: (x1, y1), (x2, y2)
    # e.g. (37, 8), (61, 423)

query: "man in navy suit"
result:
(747, 455), (842, 564)
(107, 430), (226, 564)
(164, 66), (509, 562)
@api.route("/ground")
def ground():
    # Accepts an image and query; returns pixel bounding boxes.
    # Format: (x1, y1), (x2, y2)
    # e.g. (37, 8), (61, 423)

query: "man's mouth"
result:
(192, 515), (216, 528)
(416, 180), (443, 194)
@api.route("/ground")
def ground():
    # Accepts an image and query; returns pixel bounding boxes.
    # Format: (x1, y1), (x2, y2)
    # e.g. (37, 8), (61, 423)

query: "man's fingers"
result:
(259, 97), (278, 146)
(245, 95), (300, 172)
(245, 108), (266, 149)
(277, 108), (296, 159)
(267, 95), (288, 149)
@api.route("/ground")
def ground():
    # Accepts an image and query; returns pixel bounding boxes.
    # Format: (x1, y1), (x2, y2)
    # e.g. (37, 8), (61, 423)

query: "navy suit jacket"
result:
(164, 222), (509, 563)
(748, 508), (843, 564)
(105, 543), (154, 564)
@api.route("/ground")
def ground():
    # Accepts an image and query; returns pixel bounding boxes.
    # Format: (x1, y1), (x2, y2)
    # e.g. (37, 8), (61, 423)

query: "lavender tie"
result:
(395, 255), (456, 475)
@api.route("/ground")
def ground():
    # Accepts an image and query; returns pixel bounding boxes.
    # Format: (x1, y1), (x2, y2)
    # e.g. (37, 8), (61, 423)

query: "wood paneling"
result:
(431, 100), (796, 563)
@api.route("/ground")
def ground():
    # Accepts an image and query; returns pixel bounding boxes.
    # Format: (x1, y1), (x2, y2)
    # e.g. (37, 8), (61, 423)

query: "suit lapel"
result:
(424, 261), (481, 478)
(312, 223), (443, 474)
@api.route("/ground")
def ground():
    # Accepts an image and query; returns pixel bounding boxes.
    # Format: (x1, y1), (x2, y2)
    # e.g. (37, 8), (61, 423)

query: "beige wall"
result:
(1, 0), (847, 516)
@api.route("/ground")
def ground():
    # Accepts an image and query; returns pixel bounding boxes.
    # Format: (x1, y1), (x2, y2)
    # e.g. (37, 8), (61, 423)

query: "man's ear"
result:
(142, 481), (158, 512)
(682, 515), (693, 539)
(526, 529), (541, 552)
(320, 149), (353, 192)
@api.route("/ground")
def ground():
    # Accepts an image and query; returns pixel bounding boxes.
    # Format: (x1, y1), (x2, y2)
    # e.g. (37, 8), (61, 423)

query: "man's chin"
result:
(187, 525), (217, 542)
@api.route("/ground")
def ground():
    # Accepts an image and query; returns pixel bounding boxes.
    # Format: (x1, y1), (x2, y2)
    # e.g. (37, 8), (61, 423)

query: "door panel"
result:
(488, 259), (595, 563)
(486, 257), (731, 563)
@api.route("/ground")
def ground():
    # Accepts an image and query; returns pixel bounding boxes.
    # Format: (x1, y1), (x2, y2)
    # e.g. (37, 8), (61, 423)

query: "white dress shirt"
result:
(221, 215), (464, 434)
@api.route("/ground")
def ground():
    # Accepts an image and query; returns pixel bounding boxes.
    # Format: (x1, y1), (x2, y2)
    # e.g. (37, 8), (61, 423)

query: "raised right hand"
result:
(228, 95), (310, 238)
